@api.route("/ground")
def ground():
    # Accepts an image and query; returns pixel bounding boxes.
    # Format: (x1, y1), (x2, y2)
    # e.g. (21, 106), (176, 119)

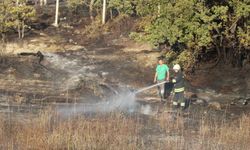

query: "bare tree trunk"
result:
(53, 0), (59, 27)
(216, 44), (221, 61)
(102, 0), (106, 24)
(110, 9), (113, 20)
(89, 0), (94, 20)
(40, 0), (47, 6)
(158, 4), (161, 17)
(223, 45), (227, 62)
(35, 0), (38, 6)
(1, 33), (5, 43)
(21, 21), (25, 38)
(18, 23), (21, 39)
(0, 40), (6, 55)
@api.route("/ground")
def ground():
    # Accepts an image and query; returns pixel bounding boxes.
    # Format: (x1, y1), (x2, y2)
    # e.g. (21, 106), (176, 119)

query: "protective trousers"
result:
(173, 91), (185, 107)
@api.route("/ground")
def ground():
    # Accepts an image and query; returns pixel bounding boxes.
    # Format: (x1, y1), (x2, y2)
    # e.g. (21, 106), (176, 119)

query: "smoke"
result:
(140, 104), (152, 115)
(43, 52), (96, 90)
(55, 92), (138, 116)
(41, 52), (154, 116)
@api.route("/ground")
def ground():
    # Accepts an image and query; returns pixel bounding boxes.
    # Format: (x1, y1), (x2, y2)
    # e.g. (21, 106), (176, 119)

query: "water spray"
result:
(133, 81), (168, 94)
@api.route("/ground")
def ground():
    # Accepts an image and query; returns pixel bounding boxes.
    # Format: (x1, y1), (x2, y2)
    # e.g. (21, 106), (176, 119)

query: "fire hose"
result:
(134, 81), (169, 94)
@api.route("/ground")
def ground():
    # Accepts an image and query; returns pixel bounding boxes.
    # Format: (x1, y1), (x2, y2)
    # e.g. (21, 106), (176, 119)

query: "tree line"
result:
(0, 0), (249, 70)
(131, 0), (249, 70)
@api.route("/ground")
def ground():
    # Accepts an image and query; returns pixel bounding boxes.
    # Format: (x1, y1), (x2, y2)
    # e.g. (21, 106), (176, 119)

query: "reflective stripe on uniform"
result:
(173, 102), (178, 105)
(174, 87), (184, 92)
(161, 89), (164, 95)
(180, 103), (185, 107)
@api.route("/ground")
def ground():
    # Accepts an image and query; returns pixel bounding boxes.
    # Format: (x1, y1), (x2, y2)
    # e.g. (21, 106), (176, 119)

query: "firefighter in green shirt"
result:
(172, 64), (185, 109)
(153, 58), (170, 101)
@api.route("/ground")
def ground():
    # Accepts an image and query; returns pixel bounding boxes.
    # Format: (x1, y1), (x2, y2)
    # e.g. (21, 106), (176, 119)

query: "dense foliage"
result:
(66, 0), (249, 70)
(0, 0), (249, 69)
(0, 0), (35, 41)
(131, 0), (250, 70)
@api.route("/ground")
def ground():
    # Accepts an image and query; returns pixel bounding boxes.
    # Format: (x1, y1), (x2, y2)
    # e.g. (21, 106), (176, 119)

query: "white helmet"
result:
(173, 64), (181, 71)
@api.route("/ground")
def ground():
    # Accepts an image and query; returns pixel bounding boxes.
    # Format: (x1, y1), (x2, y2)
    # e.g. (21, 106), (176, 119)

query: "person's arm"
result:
(172, 72), (181, 83)
(166, 71), (170, 82)
(154, 72), (157, 83)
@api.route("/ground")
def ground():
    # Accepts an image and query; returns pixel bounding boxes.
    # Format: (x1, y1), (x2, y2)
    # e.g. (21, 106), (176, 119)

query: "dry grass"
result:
(0, 111), (142, 150)
(197, 114), (250, 150)
(0, 109), (249, 150)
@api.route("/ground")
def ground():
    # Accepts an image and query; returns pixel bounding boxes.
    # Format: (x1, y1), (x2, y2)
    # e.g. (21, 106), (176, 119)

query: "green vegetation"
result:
(0, 0), (249, 69)
(131, 0), (250, 70)
(108, 0), (135, 15)
(65, 0), (249, 70)
(0, 0), (35, 41)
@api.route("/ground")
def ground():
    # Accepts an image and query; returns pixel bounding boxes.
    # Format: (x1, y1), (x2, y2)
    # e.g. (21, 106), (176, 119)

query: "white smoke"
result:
(55, 92), (138, 116)
(141, 104), (152, 115)
(42, 52), (96, 90)
(41, 52), (154, 116)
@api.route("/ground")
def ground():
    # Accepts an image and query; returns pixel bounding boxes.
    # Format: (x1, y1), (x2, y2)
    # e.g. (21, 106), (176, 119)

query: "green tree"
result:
(133, 0), (214, 70)
(0, 1), (35, 40)
(108, 0), (134, 16)
(132, 0), (250, 70)
(10, 4), (36, 38)
(204, 0), (250, 66)
(0, 1), (15, 42)
(67, 0), (85, 15)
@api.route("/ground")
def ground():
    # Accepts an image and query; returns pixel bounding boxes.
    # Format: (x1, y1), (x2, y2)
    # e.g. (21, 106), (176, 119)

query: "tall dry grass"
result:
(197, 114), (250, 150)
(0, 109), (249, 150)
(0, 111), (142, 150)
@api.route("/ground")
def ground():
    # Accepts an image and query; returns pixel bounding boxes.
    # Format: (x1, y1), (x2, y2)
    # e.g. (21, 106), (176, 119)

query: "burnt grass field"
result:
(0, 44), (249, 150)
(0, 9), (250, 149)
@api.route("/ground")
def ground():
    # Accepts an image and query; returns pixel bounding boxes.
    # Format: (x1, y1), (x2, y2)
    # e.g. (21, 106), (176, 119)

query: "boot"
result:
(172, 101), (179, 110)
(180, 102), (185, 109)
